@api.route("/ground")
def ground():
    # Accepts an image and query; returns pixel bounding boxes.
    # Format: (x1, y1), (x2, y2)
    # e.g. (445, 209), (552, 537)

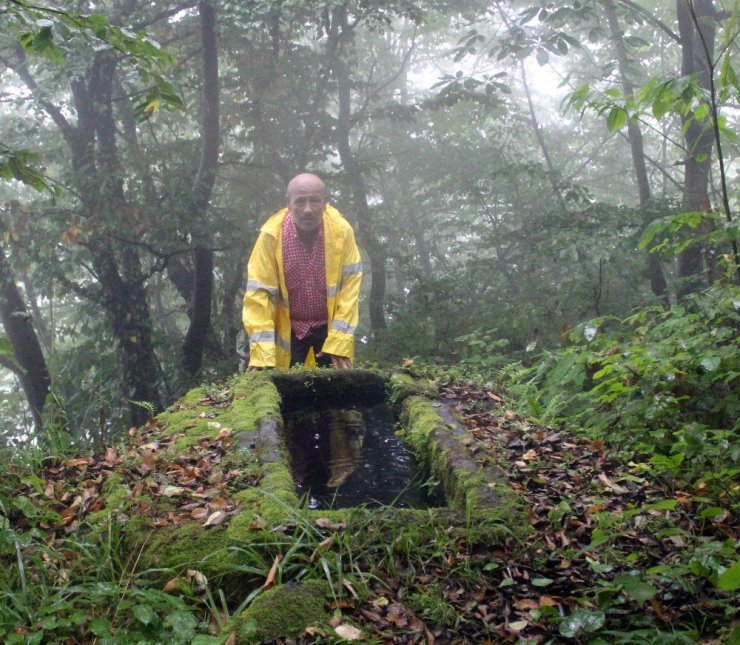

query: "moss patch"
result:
(230, 461), (298, 530)
(235, 579), (330, 643)
(95, 373), (284, 575)
(388, 371), (438, 409)
(102, 369), (530, 600)
(400, 395), (528, 536)
(157, 374), (281, 454)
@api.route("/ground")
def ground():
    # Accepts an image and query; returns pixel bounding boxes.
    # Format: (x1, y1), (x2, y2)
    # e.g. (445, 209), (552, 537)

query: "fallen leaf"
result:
(139, 450), (156, 475)
(310, 536), (335, 563)
(539, 595), (559, 607)
(104, 446), (119, 466)
(514, 598), (539, 610)
(186, 569), (208, 595)
(203, 510), (227, 527)
(315, 517), (346, 531)
(359, 608), (383, 622)
(264, 554), (282, 590)
(163, 577), (181, 593)
(598, 472), (628, 494)
(372, 596), (390, 609)
(334, 623), (363, 640)
(249, 516), (267, 530)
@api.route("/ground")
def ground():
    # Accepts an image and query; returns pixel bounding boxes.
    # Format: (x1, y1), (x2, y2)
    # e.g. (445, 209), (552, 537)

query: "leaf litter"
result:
(4, 379), (737, 643)
(281, 380), (737, 644)
(7, 394), (261, 542)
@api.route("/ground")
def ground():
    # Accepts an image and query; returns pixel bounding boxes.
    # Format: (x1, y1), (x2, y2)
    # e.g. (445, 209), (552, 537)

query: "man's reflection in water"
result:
(326, 409), (364, 487)
(288, 408), (365, 493)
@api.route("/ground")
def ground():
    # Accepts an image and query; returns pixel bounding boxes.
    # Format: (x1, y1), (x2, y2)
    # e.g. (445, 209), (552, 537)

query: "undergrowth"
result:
(499, 283), (740, 500)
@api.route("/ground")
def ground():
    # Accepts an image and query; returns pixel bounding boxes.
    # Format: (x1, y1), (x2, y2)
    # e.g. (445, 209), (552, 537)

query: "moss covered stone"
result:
(101, 368), (530, 598)
(230, 461), (298, 529)
(157, 373), (281, 454)
(235, 579), (330, 643)
(400, 395), (528, 536)
(388, 371), (438, 409)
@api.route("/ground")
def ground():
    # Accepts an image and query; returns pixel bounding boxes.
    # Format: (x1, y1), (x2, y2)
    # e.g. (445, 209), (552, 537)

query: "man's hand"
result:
(247, 365), (267, 372)
(317, 352), (353, 369)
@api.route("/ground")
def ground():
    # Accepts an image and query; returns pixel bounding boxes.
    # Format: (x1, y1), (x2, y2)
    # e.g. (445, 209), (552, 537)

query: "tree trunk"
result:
(87, 52), (163, 424)
(0, 244), (51, 431)
(182, 1), (221, 376)
(676, 0), (716, 298)
(335, 63), (388, 330)
(604, 0), (668, 304)
(221, 254), (249, 372)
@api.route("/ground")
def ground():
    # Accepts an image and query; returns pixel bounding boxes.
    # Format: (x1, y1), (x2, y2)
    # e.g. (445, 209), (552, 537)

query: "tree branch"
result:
(617, 0), (681, 43)
(2, 47), (77, 146)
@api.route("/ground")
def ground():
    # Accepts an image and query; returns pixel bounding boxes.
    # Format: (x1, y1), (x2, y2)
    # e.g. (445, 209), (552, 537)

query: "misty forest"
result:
(0, 0), (738, 643)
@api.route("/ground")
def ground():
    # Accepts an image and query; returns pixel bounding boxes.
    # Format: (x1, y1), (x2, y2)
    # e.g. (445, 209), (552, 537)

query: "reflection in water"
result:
(284, 403), (433, 509)
(326, 409), (364, 487)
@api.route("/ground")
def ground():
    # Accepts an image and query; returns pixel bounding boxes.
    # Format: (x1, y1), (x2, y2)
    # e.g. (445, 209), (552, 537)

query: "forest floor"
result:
(297, 380), (738, 644)
(5, 378), (738, 644)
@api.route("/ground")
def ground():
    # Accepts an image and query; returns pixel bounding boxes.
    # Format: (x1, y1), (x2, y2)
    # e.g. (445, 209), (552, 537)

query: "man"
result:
(243, 173), (362, 370)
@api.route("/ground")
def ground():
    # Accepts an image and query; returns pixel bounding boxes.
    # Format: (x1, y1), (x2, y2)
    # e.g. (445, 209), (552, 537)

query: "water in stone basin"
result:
(284, 402), (435, 509)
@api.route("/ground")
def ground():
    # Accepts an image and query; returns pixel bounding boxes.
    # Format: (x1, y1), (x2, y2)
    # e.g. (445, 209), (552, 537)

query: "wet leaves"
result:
(5, 378), (736, 644)
(332, 622), (363, 640)
(323, 380), (737, 644)
(7, 401), (262, 548)
(315, 517), (346, 531)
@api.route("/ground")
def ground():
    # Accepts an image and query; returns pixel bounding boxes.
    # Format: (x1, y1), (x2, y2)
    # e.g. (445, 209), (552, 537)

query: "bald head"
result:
(286, 173), (326, 200)
(286, 173), (327, 236)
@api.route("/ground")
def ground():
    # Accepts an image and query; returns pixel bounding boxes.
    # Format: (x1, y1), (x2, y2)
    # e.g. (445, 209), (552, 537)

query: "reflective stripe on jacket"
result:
(243, 205), (362, 369)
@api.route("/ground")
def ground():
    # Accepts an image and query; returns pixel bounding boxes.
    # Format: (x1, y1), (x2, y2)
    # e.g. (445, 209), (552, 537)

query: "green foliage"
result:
(452, 329), (511, 380)
(502, 283), (740, 495)
(0, 0), (185, 198)
(3, 1), (184, 118)
(639, 210), (740, 263)
(130, 399), (157, 421)
(0, 145), (58, 195)
(0, 496), (206, 643)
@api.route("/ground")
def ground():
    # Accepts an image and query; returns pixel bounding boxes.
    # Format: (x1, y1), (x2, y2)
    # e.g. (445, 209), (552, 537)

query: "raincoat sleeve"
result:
(323, 225), (362, 358)
(243, 231), (280, 367)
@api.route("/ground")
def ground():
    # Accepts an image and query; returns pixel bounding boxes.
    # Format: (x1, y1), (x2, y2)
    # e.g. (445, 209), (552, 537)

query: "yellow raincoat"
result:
(243, 205), (362, 369)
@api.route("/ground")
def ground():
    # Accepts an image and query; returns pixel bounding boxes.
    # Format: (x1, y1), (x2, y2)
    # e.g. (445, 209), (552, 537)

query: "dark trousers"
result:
(290, 324), (332, 367)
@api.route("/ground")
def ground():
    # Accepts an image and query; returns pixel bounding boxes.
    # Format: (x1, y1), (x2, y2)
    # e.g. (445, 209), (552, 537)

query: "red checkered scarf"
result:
(282, 212), (327, 339)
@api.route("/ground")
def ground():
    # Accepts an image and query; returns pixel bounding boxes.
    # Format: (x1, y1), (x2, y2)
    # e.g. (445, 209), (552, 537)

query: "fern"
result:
(129, 399), (156, 420)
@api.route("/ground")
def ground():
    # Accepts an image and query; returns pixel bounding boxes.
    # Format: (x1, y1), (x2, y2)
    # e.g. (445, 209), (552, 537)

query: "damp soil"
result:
(283, 402), (439, 509)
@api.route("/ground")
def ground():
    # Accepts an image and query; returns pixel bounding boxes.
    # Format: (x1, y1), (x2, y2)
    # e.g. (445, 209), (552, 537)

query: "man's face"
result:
(287, 185), (326, 234)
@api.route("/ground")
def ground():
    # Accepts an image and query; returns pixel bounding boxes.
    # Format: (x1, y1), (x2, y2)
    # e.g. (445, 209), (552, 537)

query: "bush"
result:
(501, 284), (740, 495)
